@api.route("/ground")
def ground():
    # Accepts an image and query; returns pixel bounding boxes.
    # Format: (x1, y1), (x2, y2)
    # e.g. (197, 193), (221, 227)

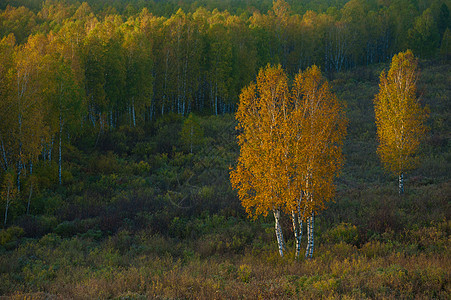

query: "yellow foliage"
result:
(374, 50), (428, 176)
(231, 65), (347, 219)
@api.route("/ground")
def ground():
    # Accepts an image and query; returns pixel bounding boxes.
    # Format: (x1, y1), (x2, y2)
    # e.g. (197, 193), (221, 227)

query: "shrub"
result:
(323, 223), (359, 245)
(107, 230), (134, 254)
(238, 264), (252, 283)
(360, 241), (392, 258)
(15, 215), (58, 237)
(54, 220), (79, 237)
(0, 226), (24, 248)
(89, 152), (120, 174)
(38, 233), (61, 247)
(132, 142), (157, 159)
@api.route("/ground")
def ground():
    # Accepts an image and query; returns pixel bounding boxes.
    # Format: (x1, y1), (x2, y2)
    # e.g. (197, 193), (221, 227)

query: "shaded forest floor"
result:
(0, 59), (450, 298)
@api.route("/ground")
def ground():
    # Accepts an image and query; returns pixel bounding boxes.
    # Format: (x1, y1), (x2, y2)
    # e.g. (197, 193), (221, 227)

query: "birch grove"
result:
(231, 65), (346, 258)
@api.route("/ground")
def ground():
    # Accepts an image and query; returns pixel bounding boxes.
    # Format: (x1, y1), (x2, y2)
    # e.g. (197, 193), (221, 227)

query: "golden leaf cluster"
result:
(230, 65), (347, 219)
(374, 50), (428, 176)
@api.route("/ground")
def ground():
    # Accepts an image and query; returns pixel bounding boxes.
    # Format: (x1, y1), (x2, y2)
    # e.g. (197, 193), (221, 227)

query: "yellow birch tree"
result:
(288, 65), (347, 258)
(230, 65), (290, 257)
(374, 50), (428, 195)
(231, 65), (346, 258)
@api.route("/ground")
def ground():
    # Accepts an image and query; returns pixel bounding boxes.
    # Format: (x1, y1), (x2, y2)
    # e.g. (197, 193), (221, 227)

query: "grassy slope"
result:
(0, 60), (449, 299)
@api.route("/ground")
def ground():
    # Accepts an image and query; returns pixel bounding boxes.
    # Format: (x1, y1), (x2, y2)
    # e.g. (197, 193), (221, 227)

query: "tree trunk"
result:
(132, 97), (136, 127)
(273, 209), (285, 257)
(49, 135), (54, 162)
(109, 110), (113, 129)
(291, 210), (302, 258)
(59, 114), (63, 185)
(294, 197), (306, 258)
(162, 49), (169, 117)
(214, 82), (218, 116)
(4, 185), (10, 227)
(27, 180), (33, 215)
(399, 172), (404, 195)
(17, 160), (21, 192)
(0, 138), (8, 171)
(190, 126), (193, 154)
(305, 212), (314, 259)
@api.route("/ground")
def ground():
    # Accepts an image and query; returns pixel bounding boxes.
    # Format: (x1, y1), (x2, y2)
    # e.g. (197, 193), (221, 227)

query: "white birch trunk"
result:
(293, 196), (306, 258)
(0, 138), (8, 171)
(215, 82), (218, 116)
(4, 185), (10, 227)
(163, 49), (169, 116)
(291, 211), (301, 258)
(399, 172), (404, 195)
(17, 160), (21, 192)
(273, 209), (285, 257)
(132, 97), (136, 127)
(27, 180), (33, 215)
(190, 126), (193, 154)
(49, 135), (54, 162)
(305, 212), (314, 259)
(59, 115), (63, 185)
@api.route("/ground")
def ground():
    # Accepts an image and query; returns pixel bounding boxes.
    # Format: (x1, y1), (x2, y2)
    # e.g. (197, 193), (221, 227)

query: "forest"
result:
(0, 0), (450, 298)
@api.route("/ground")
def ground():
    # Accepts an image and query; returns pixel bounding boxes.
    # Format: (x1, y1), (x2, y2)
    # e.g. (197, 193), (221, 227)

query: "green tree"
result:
(42, 56), (83, 185)
(408, 8), (440, 57)
(2, 171), (17, 227)
(122, 20), (153, 126)
(180, 113), (204, 153)
(0, 34), (16, 174)
(3, 34), (50, 191)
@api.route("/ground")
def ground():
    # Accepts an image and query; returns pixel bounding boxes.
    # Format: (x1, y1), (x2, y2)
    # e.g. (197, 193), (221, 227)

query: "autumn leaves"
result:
(374, 50), (428, 195)
(230, 65), (347, 258)
(231, 50), (428, 258)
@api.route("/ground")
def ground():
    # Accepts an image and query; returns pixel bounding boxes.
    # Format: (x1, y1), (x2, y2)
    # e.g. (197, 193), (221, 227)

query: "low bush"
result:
(323, 223), (359, 245)
(0, 226), (24, 249)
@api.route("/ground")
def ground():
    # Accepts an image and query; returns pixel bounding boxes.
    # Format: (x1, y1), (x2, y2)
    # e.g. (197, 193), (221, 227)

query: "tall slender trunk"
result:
(109, 110), (113, 129)
(4, 185), (10, 227)
(49, 135), (54, 162)
(273, 209), (285, 257)
(128, 104), (132, 126)
(291, 211), (301, 258)
(17, 110), (23, 191)
(17, 160), (21, 192)
(59, 114), (63, 185)
(305, 212), (314, 259)
(293, 195), (306, 258)
(163, 49), (169, 117)
(399, 172), (404, 195)
(215, 82), (218, 116)
(132, 97), (136, 127)
(0, 138), (8, 171)
(27, 180), (33, 215)
(190, 126), (193, 154)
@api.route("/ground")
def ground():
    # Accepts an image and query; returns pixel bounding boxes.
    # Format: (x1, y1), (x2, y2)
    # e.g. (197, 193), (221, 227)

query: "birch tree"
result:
(374, 50), (428, 195)
(230, 65), (290, 257)
(2, 34), (50, 191)
(2, 171), (17, 227)
(0, 34), (16, 174)
(42, 57), (83, 185)
(231, 65), (346, 258)
(289, 66), (347, 258)
(122, 20), (153, 125)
